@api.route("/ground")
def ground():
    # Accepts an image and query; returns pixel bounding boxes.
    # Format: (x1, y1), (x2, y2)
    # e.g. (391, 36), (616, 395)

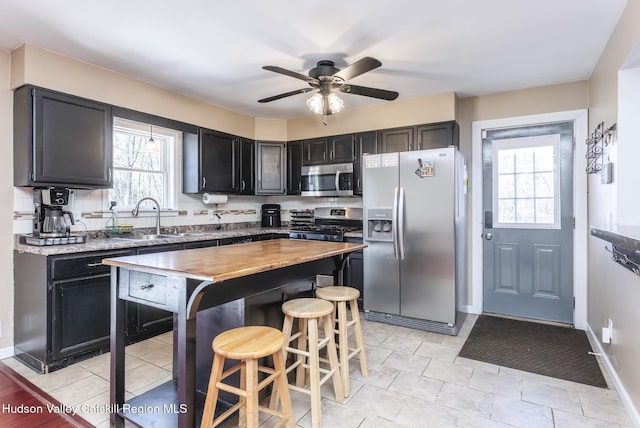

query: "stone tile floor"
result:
(2, 314), (634, 427)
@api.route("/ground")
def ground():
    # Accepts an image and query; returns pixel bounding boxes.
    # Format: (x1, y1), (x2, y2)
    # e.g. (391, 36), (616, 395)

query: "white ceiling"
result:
(0, 0), (627, 120)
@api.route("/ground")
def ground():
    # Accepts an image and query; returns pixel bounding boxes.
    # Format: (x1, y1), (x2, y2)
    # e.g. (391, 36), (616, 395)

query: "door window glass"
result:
(493, 135), (560, 229)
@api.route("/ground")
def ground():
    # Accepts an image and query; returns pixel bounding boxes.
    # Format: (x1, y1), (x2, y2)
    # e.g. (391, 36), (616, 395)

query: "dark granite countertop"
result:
(14, 227), (364, 256)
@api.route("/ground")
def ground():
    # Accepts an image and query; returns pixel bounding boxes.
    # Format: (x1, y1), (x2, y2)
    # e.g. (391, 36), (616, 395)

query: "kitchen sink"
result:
(173, 232), (208, 237)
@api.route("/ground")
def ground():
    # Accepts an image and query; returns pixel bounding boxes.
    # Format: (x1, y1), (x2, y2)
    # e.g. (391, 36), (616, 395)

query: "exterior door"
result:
(482, 122), (574, 324)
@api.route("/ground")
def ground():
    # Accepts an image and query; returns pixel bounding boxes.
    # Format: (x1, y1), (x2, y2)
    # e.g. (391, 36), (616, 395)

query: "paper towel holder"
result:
(202, 193), (228, 205)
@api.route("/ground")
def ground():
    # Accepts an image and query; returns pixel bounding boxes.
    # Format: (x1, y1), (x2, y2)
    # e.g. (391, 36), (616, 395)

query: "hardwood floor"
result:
(0, 361), (93, 427)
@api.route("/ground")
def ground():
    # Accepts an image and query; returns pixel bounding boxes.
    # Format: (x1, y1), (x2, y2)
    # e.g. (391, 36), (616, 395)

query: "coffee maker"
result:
(33, 188), (76, 237)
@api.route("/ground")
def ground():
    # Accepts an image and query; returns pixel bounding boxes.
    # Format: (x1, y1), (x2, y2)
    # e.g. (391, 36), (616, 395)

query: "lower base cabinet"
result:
(51, 273), (112, 361)
(14, 249), (134, 373)
(344, 237), (364, 308)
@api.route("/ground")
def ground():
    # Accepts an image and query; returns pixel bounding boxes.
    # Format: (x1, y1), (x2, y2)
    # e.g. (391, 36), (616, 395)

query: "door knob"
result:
(484, 232), (493, 240)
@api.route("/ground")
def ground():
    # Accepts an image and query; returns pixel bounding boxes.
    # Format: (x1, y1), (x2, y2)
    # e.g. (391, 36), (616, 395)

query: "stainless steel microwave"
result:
(301, 163), (354, 197)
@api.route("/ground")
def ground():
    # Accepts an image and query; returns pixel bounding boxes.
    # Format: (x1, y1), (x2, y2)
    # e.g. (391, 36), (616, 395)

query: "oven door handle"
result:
(335, 170), (340, 191)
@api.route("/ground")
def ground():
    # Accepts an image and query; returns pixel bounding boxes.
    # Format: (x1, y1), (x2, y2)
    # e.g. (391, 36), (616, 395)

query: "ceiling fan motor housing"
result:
(309, 60), (340, 79)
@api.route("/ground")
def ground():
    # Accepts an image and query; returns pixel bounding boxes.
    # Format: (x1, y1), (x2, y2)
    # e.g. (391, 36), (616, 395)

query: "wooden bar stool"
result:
(201, 326), (294, 428)
(270, 298), (344, 428)
(315, 286), (369, 397)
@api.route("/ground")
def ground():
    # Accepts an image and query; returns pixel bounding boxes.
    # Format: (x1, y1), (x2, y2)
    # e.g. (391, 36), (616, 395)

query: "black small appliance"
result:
(261, 204), (281, 227)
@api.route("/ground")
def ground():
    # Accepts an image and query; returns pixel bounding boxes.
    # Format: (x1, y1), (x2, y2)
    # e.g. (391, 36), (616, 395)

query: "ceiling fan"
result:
(258, 57), (399, 117)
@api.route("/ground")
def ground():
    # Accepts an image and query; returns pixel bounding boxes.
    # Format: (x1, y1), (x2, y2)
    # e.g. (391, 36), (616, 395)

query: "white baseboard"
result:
(459, 304), (479, 314)
(586, 324), (640, 427)
(0, 345), (14, 360)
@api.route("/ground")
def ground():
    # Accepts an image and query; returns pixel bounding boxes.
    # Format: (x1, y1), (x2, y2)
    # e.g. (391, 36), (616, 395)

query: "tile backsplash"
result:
(13, 187), (363, 235)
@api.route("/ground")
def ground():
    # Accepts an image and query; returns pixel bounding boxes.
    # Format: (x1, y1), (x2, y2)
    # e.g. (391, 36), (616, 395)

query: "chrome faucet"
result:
(132, 197), (161, 235)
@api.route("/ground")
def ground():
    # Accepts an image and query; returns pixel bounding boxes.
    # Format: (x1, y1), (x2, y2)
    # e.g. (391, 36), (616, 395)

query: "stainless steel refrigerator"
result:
(362, 147), (467, 335)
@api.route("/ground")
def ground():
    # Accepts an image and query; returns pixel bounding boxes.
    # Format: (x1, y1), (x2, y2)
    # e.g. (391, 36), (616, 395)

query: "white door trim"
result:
(470, 109), (588, 330)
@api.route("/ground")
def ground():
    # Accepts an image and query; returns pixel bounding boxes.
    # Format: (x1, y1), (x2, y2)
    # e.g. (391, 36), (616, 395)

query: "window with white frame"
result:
(492, 134), (560, 229)
(106, 118), (181, 210)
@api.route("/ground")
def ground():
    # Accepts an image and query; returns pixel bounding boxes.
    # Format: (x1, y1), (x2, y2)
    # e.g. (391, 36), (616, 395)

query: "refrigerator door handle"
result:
(398, 186), (406, 260)
(392, 187), (400, 259)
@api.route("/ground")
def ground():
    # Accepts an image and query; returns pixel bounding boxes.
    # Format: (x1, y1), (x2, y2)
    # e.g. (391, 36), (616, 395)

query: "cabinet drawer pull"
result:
(140, 283), (155, 290)
(86, 262), (103, 267)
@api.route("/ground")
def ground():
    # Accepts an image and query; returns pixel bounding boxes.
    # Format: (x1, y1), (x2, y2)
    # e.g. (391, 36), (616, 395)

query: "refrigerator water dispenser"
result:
(366, 207), (393, 242)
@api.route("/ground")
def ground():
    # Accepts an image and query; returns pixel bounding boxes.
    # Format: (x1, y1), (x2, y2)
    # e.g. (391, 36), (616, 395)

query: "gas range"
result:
(289, 207), (362, 242)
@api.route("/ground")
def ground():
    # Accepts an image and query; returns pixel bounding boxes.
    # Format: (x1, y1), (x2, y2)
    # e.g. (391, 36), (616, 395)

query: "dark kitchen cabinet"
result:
(344, 237), (364, 308)
(200, 128), (238, 193)
(183, 128), (238, 193)
(378, 121), (459, 154)
(255, 141), (286, 195)
(14, 249), (133, 373)
(328, 134), (355, 163)
(287, 140), (303, 195)
(239, 138), (255, 195)
(13, 85), (113, 189)
(302, 134), (354, 165)
(303, 137), (329, 165)
(416, 121), (459, 150)
(379, 127), (414, 153)
(354, 132), (377, 195)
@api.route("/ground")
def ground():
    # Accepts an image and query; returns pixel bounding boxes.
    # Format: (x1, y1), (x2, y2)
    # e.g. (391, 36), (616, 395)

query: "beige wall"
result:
(587, 0), (640, 419)
(287, 92), (457, 140)
(1, 49), (14, 349)
(11, 44), (258, 139)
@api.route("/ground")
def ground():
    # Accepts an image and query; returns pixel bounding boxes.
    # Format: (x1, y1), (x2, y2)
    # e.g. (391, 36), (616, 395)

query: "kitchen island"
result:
(103, 238), (366, 428)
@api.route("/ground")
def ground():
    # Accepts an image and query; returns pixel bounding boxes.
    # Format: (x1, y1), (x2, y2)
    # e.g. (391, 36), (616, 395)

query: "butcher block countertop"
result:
(102, 238), (366, 283)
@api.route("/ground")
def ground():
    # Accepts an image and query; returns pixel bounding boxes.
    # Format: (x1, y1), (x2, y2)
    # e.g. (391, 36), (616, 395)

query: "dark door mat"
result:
(458, 315), (607, 388)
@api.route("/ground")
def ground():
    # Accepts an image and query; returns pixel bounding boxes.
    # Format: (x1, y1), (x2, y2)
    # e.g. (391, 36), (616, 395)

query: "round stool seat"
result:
(315, 286), (360, 302)
(282, 298), (333, 319)
(213, 326), (284, 360)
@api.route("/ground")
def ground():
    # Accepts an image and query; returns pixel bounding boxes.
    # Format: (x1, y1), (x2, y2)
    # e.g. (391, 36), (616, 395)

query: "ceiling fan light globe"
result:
(306, 92), (324, 114)
(326, 93), (344, 113)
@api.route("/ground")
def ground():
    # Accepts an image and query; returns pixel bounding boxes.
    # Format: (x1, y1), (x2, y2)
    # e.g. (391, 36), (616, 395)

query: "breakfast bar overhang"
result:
(103, 239), (366, 428)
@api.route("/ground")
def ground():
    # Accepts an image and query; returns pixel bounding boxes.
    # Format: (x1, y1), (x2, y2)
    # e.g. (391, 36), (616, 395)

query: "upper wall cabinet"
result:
(238, 138), (255, 195)
(378, 121), (459, 153)
(302, 134), (355, 166)
(183, 128), (238, 193)
(256, 141), (286, 195)
(286, 141), (303, 195)
(416, 121), (459, 150)
(379, 127), (414, 153)
(354, 132), (378, 195)
(14, 85), (113, 189)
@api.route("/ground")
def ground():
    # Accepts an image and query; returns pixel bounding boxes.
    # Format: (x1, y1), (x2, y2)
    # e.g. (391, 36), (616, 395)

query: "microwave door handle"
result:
(335, 170), (340, 191)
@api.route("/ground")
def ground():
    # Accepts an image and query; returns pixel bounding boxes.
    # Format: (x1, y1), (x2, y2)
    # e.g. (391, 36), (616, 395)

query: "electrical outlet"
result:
(207, 209), (214, 220)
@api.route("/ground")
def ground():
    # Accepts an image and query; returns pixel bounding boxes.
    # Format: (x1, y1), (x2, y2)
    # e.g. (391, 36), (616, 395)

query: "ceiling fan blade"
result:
(258, 88), (314, 103)
(262, 66), (318, 83)
(333, 57), (382, 81)
(340, 84), (399, 101)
